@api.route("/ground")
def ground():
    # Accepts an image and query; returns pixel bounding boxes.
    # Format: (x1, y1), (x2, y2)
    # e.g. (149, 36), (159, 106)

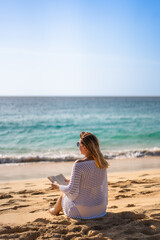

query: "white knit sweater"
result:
(60, 160), (108, 219)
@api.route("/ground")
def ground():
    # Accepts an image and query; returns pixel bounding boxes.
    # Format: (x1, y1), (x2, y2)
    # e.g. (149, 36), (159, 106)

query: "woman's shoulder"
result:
(75, 159), (84, 164)
(75, 159), (95, 164)
(72, 159), (85, 171)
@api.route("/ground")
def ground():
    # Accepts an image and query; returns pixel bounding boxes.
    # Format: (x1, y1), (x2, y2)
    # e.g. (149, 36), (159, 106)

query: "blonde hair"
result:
(80, 132), (109, 169)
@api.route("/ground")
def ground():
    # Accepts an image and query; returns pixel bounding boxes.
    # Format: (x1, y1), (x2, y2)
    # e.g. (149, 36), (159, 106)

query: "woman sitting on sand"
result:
(49, 132), (109, 219)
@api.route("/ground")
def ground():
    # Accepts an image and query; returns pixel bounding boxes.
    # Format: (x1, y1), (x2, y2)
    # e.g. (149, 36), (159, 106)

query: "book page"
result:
(48, 174), (68, 185)
(48, 176), (57, 183)
(55, 174), (67, 185)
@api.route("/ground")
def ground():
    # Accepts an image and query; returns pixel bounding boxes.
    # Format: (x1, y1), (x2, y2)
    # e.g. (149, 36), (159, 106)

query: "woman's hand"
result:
(51, 182), (60, 190)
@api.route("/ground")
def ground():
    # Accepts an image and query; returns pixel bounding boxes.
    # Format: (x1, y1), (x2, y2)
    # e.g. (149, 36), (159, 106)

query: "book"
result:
(48, 174), (68, 185)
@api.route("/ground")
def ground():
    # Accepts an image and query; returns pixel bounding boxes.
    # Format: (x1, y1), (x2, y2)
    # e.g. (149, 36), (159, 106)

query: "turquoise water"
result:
(0, 97), (160, 163)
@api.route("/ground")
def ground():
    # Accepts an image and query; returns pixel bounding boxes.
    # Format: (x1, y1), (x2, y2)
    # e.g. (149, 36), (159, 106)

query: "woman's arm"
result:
(59, 162), (82, 201)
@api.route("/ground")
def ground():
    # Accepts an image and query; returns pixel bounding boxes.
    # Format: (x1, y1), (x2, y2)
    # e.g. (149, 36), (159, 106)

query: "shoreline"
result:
(0, 168), (160, 239)
(0, 156), (160, 182)
(1, 148), (160, 164)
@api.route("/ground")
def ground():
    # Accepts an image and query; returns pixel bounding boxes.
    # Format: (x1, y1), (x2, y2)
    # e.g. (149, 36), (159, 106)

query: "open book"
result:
(48, 174), (68, 185)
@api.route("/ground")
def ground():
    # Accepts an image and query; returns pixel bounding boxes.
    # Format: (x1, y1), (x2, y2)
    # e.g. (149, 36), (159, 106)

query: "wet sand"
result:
(0, 156), (160, 181)
(0, 167), (160, 239)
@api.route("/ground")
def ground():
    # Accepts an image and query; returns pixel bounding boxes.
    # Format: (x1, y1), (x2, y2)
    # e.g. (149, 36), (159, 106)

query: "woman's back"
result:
(74, 160), (108, 207)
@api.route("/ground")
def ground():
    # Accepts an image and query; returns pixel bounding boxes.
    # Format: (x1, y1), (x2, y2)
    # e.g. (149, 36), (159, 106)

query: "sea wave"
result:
(0, 148), (160, 164)
(103, 149), (160, 159)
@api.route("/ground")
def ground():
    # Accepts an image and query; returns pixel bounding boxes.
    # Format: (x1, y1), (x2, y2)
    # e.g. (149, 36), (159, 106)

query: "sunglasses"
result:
(77, 141), (85, 147)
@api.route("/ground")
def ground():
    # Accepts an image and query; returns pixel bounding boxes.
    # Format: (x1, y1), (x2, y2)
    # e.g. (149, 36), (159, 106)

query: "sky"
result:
(0, 0), (160, 96)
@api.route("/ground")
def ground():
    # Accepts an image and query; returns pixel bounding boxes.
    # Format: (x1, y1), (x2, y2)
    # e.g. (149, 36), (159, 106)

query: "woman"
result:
(49, 132), (109, 219)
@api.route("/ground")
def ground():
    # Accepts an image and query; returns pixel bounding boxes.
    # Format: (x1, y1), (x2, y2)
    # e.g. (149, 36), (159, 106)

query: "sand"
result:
(0, 168), (160, 240)
(1, 156), (160, 182)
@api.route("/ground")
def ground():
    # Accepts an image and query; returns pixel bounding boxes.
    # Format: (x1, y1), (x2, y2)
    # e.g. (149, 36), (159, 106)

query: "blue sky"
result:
(0, 0), (160, 96)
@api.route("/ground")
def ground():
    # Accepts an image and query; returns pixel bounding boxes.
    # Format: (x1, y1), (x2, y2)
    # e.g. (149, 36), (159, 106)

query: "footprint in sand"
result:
(0, 194), (13, 199)
(0, 204), (30, 213)
(119, 189), (131, 193)
(7, 199), (15, 204)
(17, 190), (30, 194)
(1, 203), (12, 207)
(21, 195), (27, 198)
(31, 191), (45, 195)
(120, 185), (130, 188)
(109, 182), (119, 187)
(19, 199), (27, 202)
(115, 194), (131, 200)
(140, 191), (153, 195)
(126, 204), (135, 207)
(30, 209), (40, 213)
(12, 205), (30, 210)
(110, 205), (118, 209)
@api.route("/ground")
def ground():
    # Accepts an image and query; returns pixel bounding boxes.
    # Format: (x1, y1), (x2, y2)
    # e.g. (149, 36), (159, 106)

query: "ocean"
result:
(0, 97), (160, 164)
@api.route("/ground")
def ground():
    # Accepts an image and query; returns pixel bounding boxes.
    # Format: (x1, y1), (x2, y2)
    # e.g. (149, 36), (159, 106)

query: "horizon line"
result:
(0, 95), (160, 98)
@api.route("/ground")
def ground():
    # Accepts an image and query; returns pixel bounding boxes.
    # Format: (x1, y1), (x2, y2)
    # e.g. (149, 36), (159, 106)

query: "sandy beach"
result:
(0, 164), (160, 239)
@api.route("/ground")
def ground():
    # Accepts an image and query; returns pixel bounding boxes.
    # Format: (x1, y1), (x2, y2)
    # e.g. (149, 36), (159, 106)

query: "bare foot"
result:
(49, 207), (58, 215)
